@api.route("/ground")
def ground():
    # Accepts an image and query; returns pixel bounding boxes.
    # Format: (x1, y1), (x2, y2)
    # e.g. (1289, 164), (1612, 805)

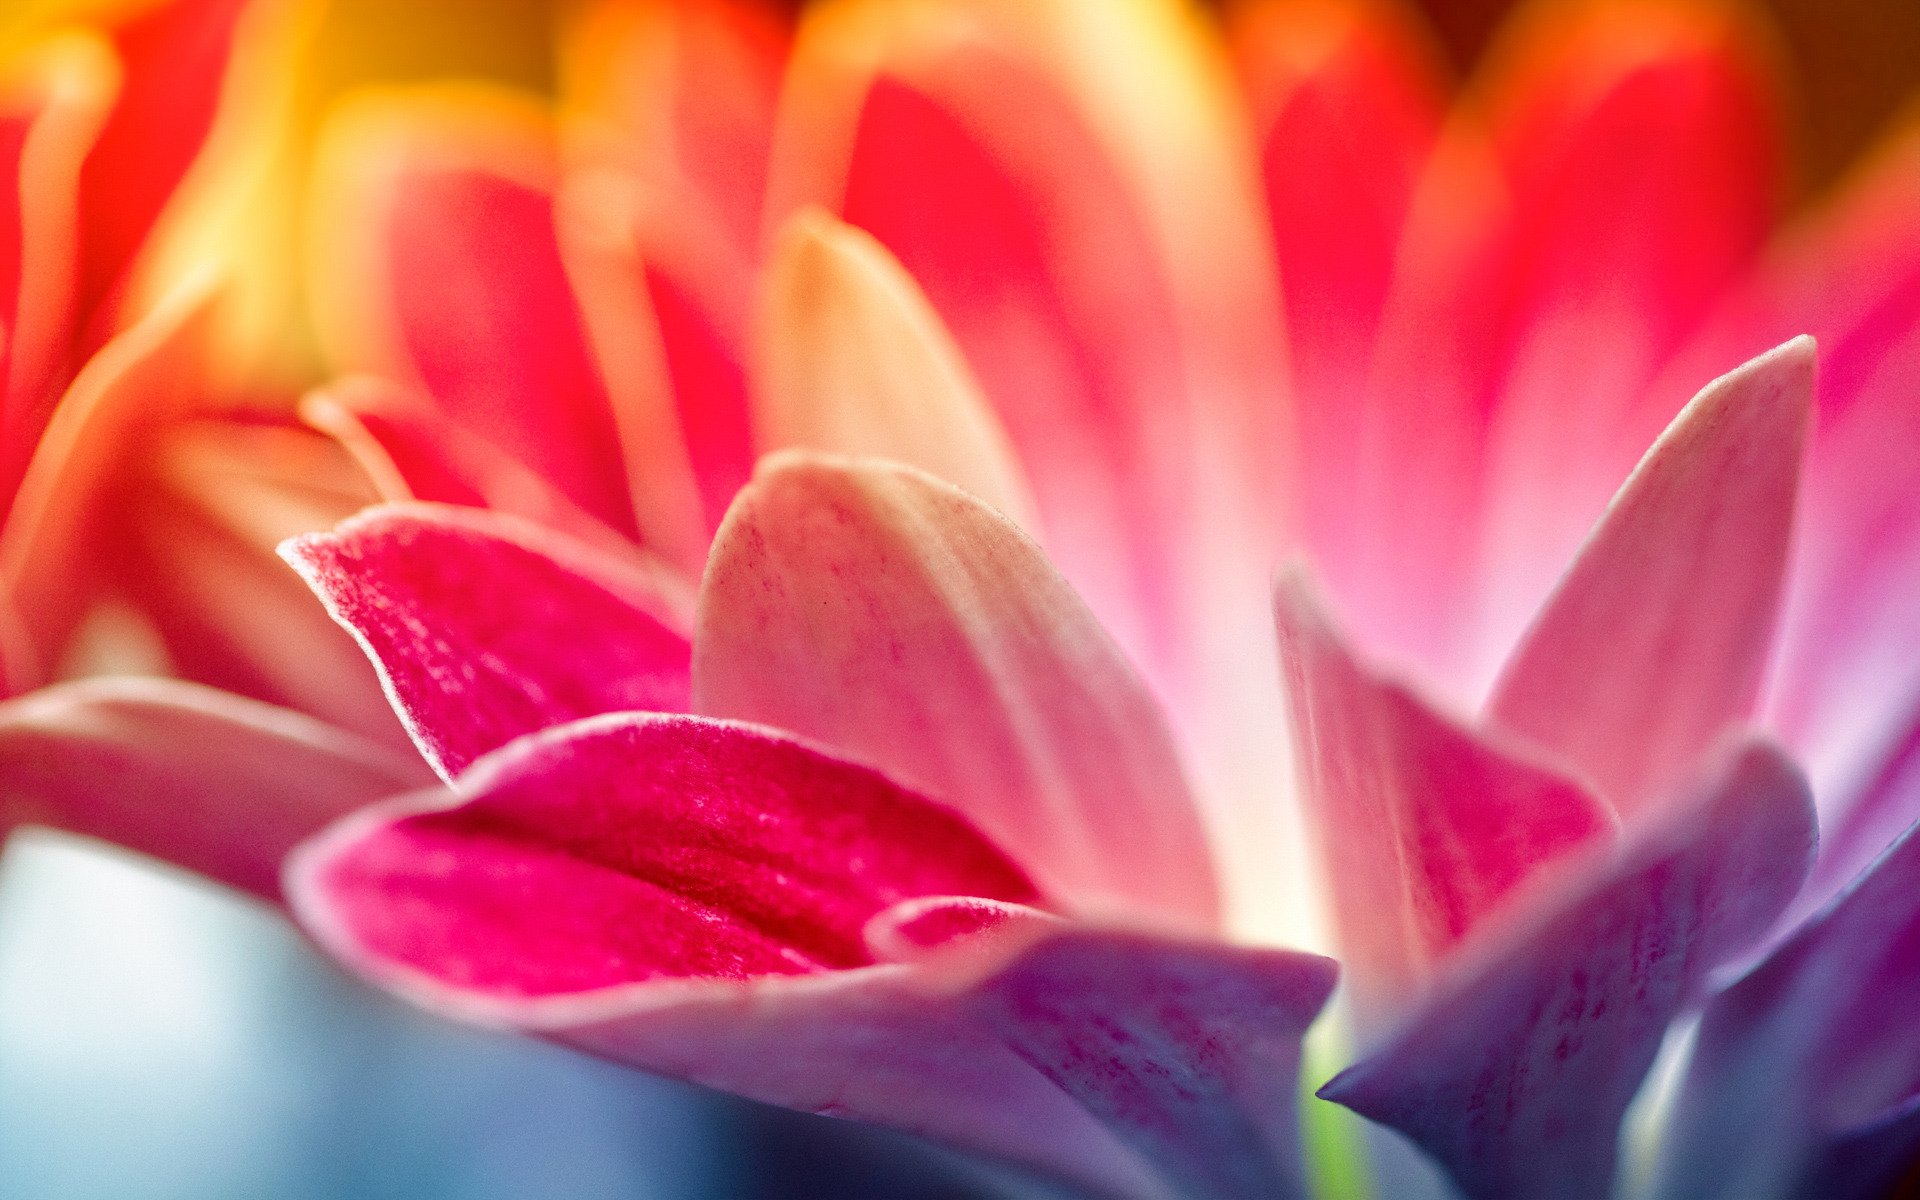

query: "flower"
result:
(3, 1), (1919, 1198)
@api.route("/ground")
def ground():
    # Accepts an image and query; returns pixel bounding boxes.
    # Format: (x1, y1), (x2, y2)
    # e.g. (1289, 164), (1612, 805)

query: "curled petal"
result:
(0, 676), (428, 899)
(1487, 338), (1812, 818)
(696, 453), (1218, 926)
(289, 711), (1331, 1199)
(281, 503), (692, 780)
(755, 208), (1037, 529)
(1274, 569), (1614, 1020)
(1322, 740), (1816, 1200)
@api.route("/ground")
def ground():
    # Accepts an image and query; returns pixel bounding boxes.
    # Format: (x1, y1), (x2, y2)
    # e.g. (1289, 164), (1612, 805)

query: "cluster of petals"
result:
(0, 1), (1916, 1199)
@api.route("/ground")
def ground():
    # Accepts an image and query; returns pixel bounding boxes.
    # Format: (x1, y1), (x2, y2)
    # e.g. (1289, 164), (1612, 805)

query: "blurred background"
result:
(0, 0), (1915, 1196)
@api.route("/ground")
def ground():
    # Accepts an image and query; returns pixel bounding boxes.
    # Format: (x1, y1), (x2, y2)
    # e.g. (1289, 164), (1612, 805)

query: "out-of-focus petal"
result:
(768, 0), (1286, 691)
(1655, 760), (1920, 1200)
(559, 0), (790, 257)
(1464, 0), (1787, 677)
(0, 272), (216, 693)
(0, 675), (428, 899)
(77, 0), (255, 327)
(754, 208), (1036, 529)
(0, 32), (116, 491)
(1227, 0), (1444, 573)
(695, 453), (1218, 927)
(556, 167), (753, 572)
(283, 502), (692, 781)
(289, 711), (1332, 1200)
(1486, 339), (1812, 818)
(306, 85), (638, 537)
(110, 418), (412, 753)
(1323, 741), (1816, 1200)
(1273, 569), (1614, 1020)
(299, 375), (654, 567)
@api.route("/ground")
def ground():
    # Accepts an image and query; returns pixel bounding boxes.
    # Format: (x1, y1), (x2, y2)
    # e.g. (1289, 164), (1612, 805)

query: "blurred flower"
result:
(2, 0), (1919, 1198)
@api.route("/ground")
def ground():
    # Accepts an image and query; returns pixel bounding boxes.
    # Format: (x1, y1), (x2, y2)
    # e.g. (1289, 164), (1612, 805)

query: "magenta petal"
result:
(1321, 740), (1816, 1200)
(1275, 569), (1615, 1020)
(290, 711), (1328, 1199)
(1487, 338), (1813, 818)
(968, 930), (1336, 1200)
(0, 676), (429, 899)
(281, 502), (692, 779)
(1655, 765), (1920, 1200)
(696, 453), (1218, 926)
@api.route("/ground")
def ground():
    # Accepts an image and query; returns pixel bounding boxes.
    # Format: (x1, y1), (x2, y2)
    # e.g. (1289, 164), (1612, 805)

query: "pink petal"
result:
(769, 0), (1286, 691)
(281, 503), (692, 780)
(111, 419), (413, 753)
(695, 453), (1219, 927)
(1656, 754), (1920, 1200)
(1486, 338), (1812, 818)
(1228, 0), (1445, 581)
(754, 209), (1038, 530)
(291, 712), (1043, 997)
(1274, 569), (1615, 1021)
(1322, 739), (1816, 1200)
(289, 711), (1331, 1198)
(307, 89), (638, 538)
(1466, 0), (1787, 673)
(0, 676), (428, 899)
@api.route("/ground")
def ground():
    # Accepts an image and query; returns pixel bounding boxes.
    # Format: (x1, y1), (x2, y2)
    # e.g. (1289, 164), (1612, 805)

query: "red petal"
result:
(1322, 740), (1816, 1200)
(1274, 570), (1615, 1020)
(308, 89), (637, 537)
(0, 676), (428, 899)
(78, 0), (252, 326)
(1229, 0), (1445, 580)
(1487, 339), (1811, 818)
(291, 711), (1041, 996)
(281, 503), (692, 779)
(695, 454), (1219, 926)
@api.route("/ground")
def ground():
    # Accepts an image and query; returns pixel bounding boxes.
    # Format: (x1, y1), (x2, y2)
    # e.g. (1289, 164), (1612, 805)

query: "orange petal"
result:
(754, 208), (1037, 529)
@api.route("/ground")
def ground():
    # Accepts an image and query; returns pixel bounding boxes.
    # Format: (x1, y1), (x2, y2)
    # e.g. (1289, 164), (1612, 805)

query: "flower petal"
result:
(0, 32), (116, 489)
(966, 929), (1337, 1200)
(281, 502), (692, 780)
(1463, 0), (1786, 670)
(1322, 740), (1816, 1200)
(1655, 759), (1920, 1200)
(769, 0), (1286, 689)
(1273, 569), (1615, 1020)
(695, 453), (1218, 927)
(307, 86), (637, 537)
(754, 208), (1037, 529)
(111, 418), (412, 753)
(1227, 0), (1445, 577)
(1486, 338), (1812, 818)
(289, 710), (1330, 1200)
(0, 675), (428, 899)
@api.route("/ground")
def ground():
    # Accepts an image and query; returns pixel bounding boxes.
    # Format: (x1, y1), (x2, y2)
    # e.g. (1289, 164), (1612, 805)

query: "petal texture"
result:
(1486, 338), (1812, 817)
(696, 453), (1218, 926)
(282, 503), (692, 780)
(1275, 570), (1614, 1019)
(1322, 741), (1816, 1200)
